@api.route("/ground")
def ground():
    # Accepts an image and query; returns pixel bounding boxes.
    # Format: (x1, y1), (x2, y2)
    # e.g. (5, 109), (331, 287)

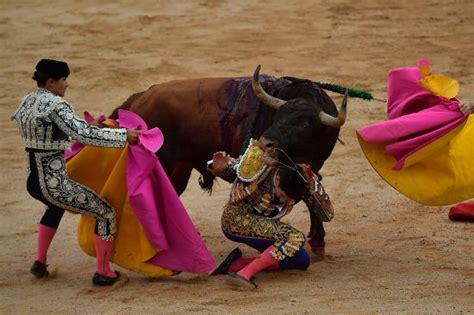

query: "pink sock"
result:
(237, 246), (279, 280)
(35, 224), (57, 265)
(229, 257), (255, 273)
(93, 235), (116, 277)
(229, 257), (280, 273)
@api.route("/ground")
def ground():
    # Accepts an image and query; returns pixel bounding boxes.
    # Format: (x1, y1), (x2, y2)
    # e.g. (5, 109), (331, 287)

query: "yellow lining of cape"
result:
(66, 145), (174, 277)
(357, 116), (474, 206)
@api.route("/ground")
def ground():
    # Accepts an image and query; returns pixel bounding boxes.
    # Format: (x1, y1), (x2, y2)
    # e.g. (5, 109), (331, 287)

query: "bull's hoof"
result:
(308, 237), (324, 246)
(311, 246), (325, 261)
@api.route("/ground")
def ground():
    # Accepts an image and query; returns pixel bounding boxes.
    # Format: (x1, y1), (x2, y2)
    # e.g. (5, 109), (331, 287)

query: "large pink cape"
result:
(67, 110), (215, 274)
(357, 67), (466, 170)
(356, 62), (473, 208)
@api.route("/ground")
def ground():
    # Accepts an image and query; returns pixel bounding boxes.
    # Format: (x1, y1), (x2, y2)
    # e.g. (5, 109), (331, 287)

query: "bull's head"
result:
(252, 65), (347, 167)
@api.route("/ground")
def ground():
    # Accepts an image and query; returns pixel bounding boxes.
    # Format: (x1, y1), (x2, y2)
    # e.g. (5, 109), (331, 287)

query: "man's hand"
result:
(460, 101), (474, 116)
(126, 128), (141, 144)
(208, 151), (231, 175)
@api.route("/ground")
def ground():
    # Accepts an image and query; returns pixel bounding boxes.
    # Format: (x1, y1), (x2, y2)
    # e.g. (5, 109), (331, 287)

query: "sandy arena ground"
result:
(0, 1), (473, 313)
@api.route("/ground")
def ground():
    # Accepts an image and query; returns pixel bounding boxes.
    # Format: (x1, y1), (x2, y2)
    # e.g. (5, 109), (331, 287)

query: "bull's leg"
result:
(160, 160), (193, 196)
(307, 210), (326, 259)
(170, 163), (193, 195)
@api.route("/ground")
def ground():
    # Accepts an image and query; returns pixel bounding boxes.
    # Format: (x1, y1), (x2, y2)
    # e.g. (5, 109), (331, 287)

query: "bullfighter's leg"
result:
(30, 207), (65, 277)
(221, 204), (310, 288)
(220, 231), (310, 273)
(27, 150), (122, 285)
(27, 166), (65, 274)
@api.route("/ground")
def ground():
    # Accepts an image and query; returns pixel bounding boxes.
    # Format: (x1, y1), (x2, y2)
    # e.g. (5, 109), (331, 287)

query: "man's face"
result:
(46, 77), (69, 97)
(273, 172), (293, 203)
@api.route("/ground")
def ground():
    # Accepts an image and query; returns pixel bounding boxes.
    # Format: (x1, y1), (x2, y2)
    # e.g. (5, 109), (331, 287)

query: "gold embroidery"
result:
(236, 140), (267, 182)
(223, 144), (306, 260)
(222, 203), (305, 260)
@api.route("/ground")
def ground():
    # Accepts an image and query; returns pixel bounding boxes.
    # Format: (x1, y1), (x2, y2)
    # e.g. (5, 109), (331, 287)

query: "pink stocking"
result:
(229, 257), (255, 273)
(93, 235), (116, 277)
(229, 256), (280, 273)
(35, 224), (57, 265)
(237, 246), (279, 280)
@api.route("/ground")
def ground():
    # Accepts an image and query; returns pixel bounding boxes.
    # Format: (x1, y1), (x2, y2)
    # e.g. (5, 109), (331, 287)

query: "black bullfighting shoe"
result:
(92, 271), (122, 286)
(225, 272), (257, 290)
(30, 260), (49, 278)
(209, 248), (242, 276)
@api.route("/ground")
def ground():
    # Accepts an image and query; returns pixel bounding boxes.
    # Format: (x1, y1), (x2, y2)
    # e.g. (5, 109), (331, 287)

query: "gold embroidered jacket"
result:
(218, 140), (334, 221)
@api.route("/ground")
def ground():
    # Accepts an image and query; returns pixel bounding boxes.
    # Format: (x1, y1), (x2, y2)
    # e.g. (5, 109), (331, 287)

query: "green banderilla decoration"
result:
(313, 82), (386, 102)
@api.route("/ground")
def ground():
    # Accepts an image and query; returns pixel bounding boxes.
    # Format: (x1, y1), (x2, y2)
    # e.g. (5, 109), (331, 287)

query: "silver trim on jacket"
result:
(12, 88), (127, 150)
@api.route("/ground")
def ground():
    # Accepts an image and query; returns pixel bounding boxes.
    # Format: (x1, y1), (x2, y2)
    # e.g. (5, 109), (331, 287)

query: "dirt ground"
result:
(0, 1), (473, 314)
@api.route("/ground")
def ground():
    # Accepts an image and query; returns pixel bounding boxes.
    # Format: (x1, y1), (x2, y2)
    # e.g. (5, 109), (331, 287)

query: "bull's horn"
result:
(319, 89), (348, 128)
(252, 65), (286, 109)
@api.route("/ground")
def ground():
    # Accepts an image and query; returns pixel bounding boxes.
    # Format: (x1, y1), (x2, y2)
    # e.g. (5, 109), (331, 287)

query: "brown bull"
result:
(111, 66), (347, 252)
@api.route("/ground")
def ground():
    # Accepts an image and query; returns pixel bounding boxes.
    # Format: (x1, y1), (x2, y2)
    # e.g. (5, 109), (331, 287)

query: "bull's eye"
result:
(265, 143), (274, 148)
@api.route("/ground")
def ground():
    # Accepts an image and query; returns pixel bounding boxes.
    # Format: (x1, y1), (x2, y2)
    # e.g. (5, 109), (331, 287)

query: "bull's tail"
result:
(109, 91), (146, 119)
(198, 174), (215, 195)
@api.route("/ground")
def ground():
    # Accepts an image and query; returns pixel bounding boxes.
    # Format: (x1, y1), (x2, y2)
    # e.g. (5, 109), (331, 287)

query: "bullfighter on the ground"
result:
(208, 139), (334, 289)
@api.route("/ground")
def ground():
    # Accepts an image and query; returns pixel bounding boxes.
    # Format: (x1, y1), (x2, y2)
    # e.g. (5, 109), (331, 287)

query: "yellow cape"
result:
(358, 115), (474, 206)
(66, 145), (175, 277)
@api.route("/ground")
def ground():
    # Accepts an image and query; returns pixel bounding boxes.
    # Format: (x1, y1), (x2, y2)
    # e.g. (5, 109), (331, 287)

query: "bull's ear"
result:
(318, 89), (347, 128)
(252, 65), (286, 109)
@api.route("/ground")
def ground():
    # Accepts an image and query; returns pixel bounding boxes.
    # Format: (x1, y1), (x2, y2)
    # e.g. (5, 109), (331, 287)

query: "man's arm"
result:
(207, 151), (241, 183)
(49, 101), (127, 147)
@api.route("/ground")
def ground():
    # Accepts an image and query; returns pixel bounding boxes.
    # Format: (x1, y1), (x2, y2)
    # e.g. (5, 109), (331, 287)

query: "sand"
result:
(0, 0), (473, 313)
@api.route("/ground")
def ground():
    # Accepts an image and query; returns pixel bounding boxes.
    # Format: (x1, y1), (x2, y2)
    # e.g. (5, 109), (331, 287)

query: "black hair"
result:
(32, 59), (70, 87)
(277, 166), (308, 201)
(32, 71), (49, 87)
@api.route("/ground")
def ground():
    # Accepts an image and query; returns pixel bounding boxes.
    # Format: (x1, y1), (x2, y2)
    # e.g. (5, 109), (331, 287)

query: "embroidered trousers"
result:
(222, 203), (307, 262)
(26, 149), (116, 240)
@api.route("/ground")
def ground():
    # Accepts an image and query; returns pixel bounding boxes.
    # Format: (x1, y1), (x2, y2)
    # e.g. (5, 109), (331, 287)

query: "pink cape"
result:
(357, 67), (466, 170)
(67, 110), (215, 273)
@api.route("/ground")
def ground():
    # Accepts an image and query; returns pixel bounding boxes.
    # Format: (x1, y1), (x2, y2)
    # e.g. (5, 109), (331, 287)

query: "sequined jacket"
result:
(214, 140), (334, 222)
(12, 88), (127, 150)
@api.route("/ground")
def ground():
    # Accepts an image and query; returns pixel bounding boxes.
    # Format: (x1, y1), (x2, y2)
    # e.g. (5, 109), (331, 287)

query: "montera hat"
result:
(34, 59), (70, 79)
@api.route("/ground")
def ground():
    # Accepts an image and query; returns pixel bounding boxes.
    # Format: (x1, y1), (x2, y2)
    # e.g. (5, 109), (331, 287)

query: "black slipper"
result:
(30, 260), (49, 278)
(209, 248), (242, 276)
(92, 271), (121, 286)
(226, 273), (258, 289)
